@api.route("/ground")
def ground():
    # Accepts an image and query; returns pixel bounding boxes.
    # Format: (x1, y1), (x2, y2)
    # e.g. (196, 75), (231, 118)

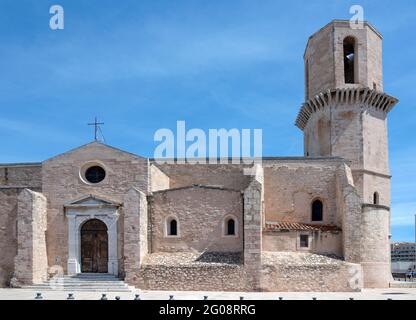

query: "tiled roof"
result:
(264, 221), (341, 232)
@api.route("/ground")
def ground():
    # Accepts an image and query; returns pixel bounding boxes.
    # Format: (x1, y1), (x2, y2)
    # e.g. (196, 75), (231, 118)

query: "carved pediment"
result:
(64, 194), (121, 208)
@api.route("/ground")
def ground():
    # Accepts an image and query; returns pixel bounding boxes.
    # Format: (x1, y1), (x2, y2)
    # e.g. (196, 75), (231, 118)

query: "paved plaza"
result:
(0, 288), (416, 300)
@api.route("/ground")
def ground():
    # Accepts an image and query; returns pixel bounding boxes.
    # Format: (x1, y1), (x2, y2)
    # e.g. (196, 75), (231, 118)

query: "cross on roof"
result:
(87, 117), (105, 141)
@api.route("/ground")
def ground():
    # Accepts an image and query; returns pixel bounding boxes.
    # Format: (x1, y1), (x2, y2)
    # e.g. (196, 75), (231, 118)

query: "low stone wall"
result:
(260, 252), (362, 292)
(133, 252), (249, 291)
(129, 251), (363, 292)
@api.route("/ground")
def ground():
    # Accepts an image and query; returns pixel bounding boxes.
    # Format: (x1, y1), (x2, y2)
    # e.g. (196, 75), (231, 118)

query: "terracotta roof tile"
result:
(264, 221), (341, 232)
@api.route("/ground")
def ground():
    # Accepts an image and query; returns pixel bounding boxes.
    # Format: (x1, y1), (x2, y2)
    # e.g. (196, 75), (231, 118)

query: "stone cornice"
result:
(295, 88), (399, 130)
(362, 203), (390, 211)
(352, 169), (392, 179)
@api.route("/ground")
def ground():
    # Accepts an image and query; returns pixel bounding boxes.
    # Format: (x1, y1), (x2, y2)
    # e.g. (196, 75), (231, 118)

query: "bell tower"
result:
(296, 20), (399, 288)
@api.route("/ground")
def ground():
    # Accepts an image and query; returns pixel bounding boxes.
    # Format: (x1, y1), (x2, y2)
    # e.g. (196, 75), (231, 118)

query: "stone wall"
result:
(336, 163), (362, 262)
(304, 20), (383, 99)
(362, 172), (390, 207)
(262, 159), (342, 225)
(304, 108), (331, 157)
(155, 162), (251, 190)
(13, 189), (48, 285)
(360, 204), (392, 288)
(362, 108), (389, 174)
(135, 251), (363, 292)
(0, 164), (42, 190)
(0, 188), (19, 287)
(243, 165), (263, 290)
(260, 252), (363, 292)
(42, 142), (149, 274)
(150, 164), (169, 191)
(263, 231), (342, 257)
(124, 188), (148, 284)
(136, 252), (248, 291)
(304, 22), (334, 100)
(150, 185), (243, 253)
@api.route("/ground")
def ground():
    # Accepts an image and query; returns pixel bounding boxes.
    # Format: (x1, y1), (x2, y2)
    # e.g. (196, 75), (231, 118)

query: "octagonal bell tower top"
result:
(304, 20), (383, 101)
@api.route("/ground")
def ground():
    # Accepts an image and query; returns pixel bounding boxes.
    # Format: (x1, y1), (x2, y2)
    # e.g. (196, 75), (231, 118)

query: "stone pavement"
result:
(0, 288), (416, 300)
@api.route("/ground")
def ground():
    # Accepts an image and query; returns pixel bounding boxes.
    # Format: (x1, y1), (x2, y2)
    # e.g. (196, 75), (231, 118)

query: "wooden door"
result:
(81, 219), (108, 273)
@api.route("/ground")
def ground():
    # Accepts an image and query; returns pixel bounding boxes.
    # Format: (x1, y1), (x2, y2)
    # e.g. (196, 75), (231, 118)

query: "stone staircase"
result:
(24, 274), (134, 292)
(390, 281), (416, 288)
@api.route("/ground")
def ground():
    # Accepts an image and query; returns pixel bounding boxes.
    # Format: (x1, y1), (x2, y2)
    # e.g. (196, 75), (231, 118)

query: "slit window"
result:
(343, 37), (356, 84)
(373, 192), (380, 205)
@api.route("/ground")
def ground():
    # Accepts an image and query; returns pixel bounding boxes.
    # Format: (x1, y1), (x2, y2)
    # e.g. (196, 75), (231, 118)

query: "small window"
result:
(300, 234), (309, 248)
(312, 199), (323, 221)
(373, 192), (380, 205)
(226, 218), (236, 236)
(168, 219), (178, 236)
(85, 165), (106, 184)
(343, 37), (356, 84)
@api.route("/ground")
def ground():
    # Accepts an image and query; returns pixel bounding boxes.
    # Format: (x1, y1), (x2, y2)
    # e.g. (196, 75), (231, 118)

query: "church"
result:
(0, 20), (399, 292)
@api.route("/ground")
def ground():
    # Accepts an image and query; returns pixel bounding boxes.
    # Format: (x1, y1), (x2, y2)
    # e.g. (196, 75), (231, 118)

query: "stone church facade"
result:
(0, 20), (399, 291)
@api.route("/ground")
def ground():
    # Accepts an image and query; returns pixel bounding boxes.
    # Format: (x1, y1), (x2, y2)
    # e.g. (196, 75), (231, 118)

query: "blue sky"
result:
(0, 0), (415, 241)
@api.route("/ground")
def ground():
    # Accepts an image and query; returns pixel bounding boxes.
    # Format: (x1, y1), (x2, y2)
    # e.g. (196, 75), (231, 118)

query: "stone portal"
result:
(64, 195), (120, 276)
(80, 219), (108, 273)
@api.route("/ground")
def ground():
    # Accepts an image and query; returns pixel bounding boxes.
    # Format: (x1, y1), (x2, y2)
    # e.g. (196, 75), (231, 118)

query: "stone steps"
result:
(390, 281), (416, 288)
(23, 274), (134, 292)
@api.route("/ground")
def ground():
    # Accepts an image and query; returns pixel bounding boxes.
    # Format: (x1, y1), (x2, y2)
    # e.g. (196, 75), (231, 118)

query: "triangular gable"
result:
(64, 194), (121, 208)
(43, 141), (146, 163)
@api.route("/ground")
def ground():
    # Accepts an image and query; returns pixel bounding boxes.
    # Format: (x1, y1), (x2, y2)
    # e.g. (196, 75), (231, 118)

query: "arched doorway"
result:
(80, 219), (108, 273)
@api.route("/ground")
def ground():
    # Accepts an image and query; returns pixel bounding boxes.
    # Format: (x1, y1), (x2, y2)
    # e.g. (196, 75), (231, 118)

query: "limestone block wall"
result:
(138, 264), (248, 291)
(360, 205), (392, 288)
(243, 165), (263, 290)
(330, 102), (364, 171)
(0, 188), (18, 287)
(155, 162), (251, 190)
(302, 100), (394, 204)
(150, 164), (169, 191)
(362, 172), (390, 207)
(42, 142), (149, 273)
(313, 232), (343, 256)
(263, 231), (342, 257)
(150, 186), (243, 253)
(336, 163), (362, 262)
(0, 164), (42, 190)
(262, 159), (342, 225)
(263, 232), (298, 251)
(260, 252), (363, 292)
(362, 108), (389, 174)
(14, 189), (48, 285)
(305, 20), (383, 99)
(304, 109), (331, 157)
(304, 22), (334, 100)
(123, 188), (148, 284)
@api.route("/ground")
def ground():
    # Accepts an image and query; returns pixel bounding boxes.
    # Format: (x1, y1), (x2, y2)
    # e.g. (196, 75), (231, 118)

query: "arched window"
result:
(223, 216), (238, 236)
(312, 199), (323, 222)
(373, 192), (380, 205)
(167, 218), (178, 236)
(226, 218), (235, 236)
(343, 37), (356, 84)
